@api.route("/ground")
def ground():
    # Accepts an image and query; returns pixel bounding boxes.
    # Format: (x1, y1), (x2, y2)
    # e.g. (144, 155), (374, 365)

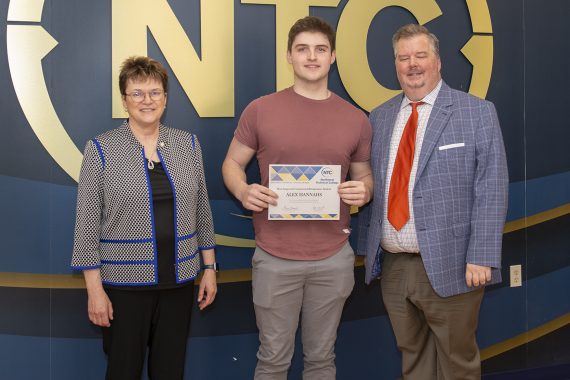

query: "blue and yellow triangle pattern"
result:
(270, 165), (322, 182)
(269, 213), (338, 219)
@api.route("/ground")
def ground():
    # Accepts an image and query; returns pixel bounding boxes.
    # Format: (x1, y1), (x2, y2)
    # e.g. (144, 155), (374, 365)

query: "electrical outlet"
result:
(510, 264), (522, 287)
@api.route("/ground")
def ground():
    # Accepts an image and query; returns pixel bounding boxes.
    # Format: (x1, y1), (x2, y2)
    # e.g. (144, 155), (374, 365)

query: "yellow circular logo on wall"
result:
(6, 0), (493, 182)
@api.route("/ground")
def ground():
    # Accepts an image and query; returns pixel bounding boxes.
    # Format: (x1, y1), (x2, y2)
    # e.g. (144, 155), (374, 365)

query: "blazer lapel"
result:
(121, 121), (148, 165)
(415, 82), (453, 183)
(379, 97), (401, 175)
(156, 124), (172, 166)
(375, 97), (401, 209)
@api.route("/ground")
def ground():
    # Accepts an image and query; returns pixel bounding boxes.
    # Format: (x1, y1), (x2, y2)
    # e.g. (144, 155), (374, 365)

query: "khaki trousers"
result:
(381, 253), (484, 380)
(252, 242), (355, 380)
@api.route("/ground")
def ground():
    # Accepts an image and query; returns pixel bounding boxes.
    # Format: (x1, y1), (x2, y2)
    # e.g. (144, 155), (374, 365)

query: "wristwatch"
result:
(202, 263), (220, 272)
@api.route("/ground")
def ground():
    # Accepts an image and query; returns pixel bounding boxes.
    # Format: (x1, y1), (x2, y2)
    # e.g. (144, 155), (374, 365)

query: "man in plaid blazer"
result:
(358, 24), (508, 379)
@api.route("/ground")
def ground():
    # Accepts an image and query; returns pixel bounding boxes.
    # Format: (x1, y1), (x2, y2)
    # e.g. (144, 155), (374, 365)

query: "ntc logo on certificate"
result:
(268, 165), (341, 220)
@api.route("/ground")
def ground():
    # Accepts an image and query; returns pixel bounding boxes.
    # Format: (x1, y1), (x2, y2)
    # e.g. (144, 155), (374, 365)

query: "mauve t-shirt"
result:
(235, 87), (372, 260)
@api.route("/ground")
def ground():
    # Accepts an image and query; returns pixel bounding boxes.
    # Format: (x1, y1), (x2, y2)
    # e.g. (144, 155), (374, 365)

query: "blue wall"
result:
(1, 0), (569, 378)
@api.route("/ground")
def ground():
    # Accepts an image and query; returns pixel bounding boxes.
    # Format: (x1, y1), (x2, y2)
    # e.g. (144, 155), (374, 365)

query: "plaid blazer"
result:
(358, 82), (508, 297)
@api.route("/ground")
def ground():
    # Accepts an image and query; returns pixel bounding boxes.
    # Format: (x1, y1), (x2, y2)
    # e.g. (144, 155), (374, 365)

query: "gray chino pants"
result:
(252, 242), (355, 380)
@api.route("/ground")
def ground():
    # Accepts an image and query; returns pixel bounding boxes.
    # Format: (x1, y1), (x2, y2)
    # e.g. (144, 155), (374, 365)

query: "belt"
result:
(383, 249), (420, 255)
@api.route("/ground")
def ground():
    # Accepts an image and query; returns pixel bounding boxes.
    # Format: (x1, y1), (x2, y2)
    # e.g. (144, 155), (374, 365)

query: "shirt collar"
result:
(399, 79), (443, 110)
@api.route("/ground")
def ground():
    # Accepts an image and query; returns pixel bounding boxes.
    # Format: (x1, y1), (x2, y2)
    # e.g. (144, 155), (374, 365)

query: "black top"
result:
(149, 161), (177, 287)
(105, 161), (187, 290)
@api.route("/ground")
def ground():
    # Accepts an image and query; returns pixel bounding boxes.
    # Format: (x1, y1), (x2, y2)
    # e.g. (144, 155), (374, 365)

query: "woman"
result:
(71, 56), (217, 379)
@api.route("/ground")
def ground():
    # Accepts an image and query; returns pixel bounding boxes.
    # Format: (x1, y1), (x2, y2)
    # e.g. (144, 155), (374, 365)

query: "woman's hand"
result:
(197, 270), (217, 310)
(87, 288), (114, 327)
(83, 268), (113, 327)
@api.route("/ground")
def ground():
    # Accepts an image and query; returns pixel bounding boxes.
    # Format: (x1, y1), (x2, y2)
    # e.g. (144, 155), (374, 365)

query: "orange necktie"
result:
(388, 102), (423, 231)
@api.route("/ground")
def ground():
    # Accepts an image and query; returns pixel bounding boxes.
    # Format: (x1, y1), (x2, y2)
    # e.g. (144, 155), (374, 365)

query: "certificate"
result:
(268, 164), (341, 220)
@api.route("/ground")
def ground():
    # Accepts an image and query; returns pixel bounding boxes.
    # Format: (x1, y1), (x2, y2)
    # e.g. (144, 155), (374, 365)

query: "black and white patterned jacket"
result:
(71, 122), (216, 285)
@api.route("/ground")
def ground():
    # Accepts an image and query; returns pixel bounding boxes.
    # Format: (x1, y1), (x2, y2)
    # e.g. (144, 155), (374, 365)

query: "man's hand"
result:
(343, 161), (373, 207)
(239, 183), (278, 212)
(222, 138), (278, 212)
(465, 263), (492, 287)
(338, 180), (370, 207)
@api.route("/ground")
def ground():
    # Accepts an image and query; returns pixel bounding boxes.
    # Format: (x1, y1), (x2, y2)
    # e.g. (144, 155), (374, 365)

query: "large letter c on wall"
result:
(336, 0), (442, 112)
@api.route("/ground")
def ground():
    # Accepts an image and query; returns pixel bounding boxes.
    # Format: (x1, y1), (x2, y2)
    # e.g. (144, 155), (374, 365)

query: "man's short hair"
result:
(392, 24), (440, 57)
(119, 56), (169, 95)
(287, 16), (336, 52)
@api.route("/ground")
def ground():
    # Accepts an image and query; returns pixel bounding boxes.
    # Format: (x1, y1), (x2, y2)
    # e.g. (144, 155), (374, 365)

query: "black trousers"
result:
(102, 284), (195, 380)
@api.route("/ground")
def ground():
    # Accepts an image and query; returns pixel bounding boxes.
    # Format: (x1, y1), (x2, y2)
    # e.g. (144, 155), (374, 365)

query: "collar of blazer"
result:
(374, 81), (455, 191)
(413, 82), (453, 185)
(119, 120), (172, 156)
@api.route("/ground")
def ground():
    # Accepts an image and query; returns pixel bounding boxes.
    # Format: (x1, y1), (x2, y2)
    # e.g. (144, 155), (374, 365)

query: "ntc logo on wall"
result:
(6, 0), (493, 246)
(6, 0), (494, 181)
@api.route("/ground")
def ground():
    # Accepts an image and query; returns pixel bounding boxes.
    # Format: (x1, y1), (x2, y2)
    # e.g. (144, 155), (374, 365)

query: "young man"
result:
(359, 24), (508, 379)
(222, 16), (373, 379)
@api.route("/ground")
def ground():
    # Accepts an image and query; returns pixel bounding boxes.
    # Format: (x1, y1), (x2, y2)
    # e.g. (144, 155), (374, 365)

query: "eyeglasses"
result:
(125, 90), (166, 103)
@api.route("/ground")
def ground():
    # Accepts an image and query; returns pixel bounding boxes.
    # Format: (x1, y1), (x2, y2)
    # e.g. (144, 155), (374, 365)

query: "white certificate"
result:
(268, 164), (341, 220)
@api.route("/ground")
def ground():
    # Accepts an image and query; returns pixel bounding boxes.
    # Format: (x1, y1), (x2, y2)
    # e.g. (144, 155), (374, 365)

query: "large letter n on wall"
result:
(112, 0), (234, 118)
